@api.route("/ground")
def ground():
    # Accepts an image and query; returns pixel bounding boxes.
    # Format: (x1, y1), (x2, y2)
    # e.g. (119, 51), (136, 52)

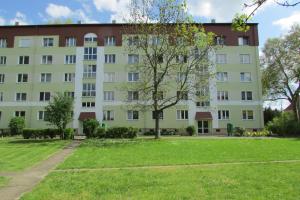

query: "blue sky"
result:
(0, 0), (299, 108)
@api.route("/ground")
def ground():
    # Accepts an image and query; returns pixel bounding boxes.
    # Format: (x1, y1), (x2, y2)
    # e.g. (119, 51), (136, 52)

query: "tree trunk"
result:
(292, 99), (300, 122)
(155, 114), (160, 139)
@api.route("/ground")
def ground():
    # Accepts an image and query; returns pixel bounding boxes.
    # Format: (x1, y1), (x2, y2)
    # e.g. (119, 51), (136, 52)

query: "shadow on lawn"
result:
(80, 138), (157, 148)
(8, 139), (62, 145)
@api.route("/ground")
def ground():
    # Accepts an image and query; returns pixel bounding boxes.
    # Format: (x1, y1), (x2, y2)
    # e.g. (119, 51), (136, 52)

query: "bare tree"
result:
(122, 0), (214, 138)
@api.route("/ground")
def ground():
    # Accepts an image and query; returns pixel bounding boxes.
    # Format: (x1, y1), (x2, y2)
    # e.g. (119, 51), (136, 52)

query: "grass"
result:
(59, 138), (300, 169)
(0, 176), (9, 188)
(20, 138), (300, 199)
(0, 137), (70, 172)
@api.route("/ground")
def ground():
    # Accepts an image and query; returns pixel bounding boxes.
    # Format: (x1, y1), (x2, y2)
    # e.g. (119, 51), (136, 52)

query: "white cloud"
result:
(9, 11), (30, 25)
(273, 11), (300, 31)
(93, 0), (130, 22)
(46, 3), (73, 18)
(0, 16), (5, 25)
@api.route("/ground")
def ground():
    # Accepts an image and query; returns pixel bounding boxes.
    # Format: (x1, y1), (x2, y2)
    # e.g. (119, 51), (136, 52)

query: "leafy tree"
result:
(124, 0), (214, 138)
(83, 119), (100, 138)
(233, 0), (300, 31)
(263, 107), (281, 125)
(45, 93), (74, 139)
(9, 117), (25, 135)
(261, 25), (300, 121)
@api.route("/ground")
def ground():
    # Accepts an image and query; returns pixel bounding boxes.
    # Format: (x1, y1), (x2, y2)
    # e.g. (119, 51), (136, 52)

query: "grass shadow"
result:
(80, 138), (158, 148)
(8, 139), (62, 145)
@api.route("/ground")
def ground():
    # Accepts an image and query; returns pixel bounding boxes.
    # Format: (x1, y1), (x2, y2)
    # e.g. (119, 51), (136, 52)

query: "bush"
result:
(63, 128), (74, 140)
(233, 127), (246, 137)
(266, 112), (300, 136)
(105, 127), (137, 139)
(83, 119), (100, 138)
(94, 128), (106, 138)
(22, 128), (60, 139)
(9, 117), (25, 135)
(186, 126), (196, 136)
(243, 130), (270, 137)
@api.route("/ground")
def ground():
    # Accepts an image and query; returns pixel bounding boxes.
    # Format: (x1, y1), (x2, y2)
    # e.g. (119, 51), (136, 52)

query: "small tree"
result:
(9, 117), (25, 135)
(83, 119), (100, 138)
(45, 93), (74, 139)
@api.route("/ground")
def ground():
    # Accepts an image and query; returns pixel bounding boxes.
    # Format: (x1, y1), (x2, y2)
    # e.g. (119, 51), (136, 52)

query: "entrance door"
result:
(198, 120), (209, 134)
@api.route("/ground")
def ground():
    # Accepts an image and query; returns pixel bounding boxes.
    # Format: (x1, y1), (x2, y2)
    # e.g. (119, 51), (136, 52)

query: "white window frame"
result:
(37, 111), (47, 121)
(242, 110), (254, 120)
(82, 102), (95, 108)
(66, 37), (76, 47)
(128, 36), (139, 46)
(105, 54), (116, 64)
(40, 73), (52, 83)
(104, 72), (115, 82)
(152, 110), (164, 120)
(84, 33), (97, 43)
(82, 83), (96, 97)
(128, 72), (139, 82)
(0, 92), (3, 102)
(216, 72), (228, 82)
(238, 37), (249, 46)
(64, 73), (75, 83)
(39, 92), (51, 101)
(104, 36), (116, 46)
(128, 54), (139, 64)
(103, 91), (115, 101)
(0, 56), (6, 65)
(196, 101), (210, 107)
(15, 111), (25, 117)
(240, 54), (250, 64)
(0, 39), (7, 48)
(17, 73), (28, 83)
(0, 74), (4, 83)
(127, 110), (139, 120)
(83, 65), (96, 78)
(103, 110), (114, 121)
(217, 91), (229, 101)
(84, 47), (97, 60)
(41, 55), (53, 65)
(176, 110), (189, 120)
(19, 56), (30, 65)
(241, 91), (253, 101)
(65, 55), (76, 64)
(43, 38), (54, 47)
(218, 110), (230, 120)
(128, 91), (139, 101)
(216, 54), (227, 64)
(240, 72), (252, 82)
(19, 39), (32, 48)
(15, 93), (27, 101)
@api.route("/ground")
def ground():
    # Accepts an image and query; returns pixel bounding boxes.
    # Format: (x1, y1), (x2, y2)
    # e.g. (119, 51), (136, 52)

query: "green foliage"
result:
(264, 107), (281, 125)
(233, 127), (246, 137)
(95, 128), (106, 138)
(63, 128), (74, 140)
(45, 93), (74, 137)
(22, 128), (60, 139)
(186, 126), (196, 136)
(83, 119), (100, 138)
(105, 127), (138, 139)
(243, 130), (271, 137)
(266, 112), (300, 136)
(9, 117), (25, 135)
(232, 14), (250, 32)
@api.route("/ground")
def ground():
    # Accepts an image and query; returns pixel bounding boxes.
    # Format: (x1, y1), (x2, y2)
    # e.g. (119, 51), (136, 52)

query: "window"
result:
(240, 72), (252, 82)
(128, 91), (139, 101)
(43, 38), (54, 47)
(238, 36), (249, 46)
(177, 72), (186, 82)
(177, 110), (188, 120)
(41, 55), (52, 64)
(39, 92), (51, 101)
(41, 73), (52, 83)
(15, 111), (25, 117)
(215, 36), (225, 45)
(242, 110), (254, 120)
(105, 54), (116, 64)
(82, 102), (95, 108)
(176, 55), (188, 63)
(151, 36), (160, 45)
(128, 36), (139, 46)
(0, 111), (1, 120)
(127, 110), (139, 120)
(103, 110), (114, 121)
(196, 86), (209, 97)
(217, 91), (229, 101)
(240, 54), (250, 64)
(104, 36), (116, 46)
(64, 73), (75, 82)
(82, 83), (96, 97)
(66, 37), (76, 47)
(0, 39), (7, 48)
(241, 91), (253, 101)
(19, 39), (31, 47)
(177, 91), (188, 100)
(152, 110), (163, 119)
(64, 91), (75, 98)
(84, 33), (97, 43)
(65, 55), (76, 64)
(19, 56), (29, 64)
(17, 74), (28, 83)
(0, 74), (4, 83)
(38, 111), (48, 121)
(216, 54), (227, 64)
(83, 65), (96, 78)
(128, 54), (139, 64)
(0, 56), (6, 65)
(198, 65), (208, 75)
(16, 93), (27, 101)
(104, 72), (115, 82)
(216, 72), (228, 82)
(128, 72), (139, 82)
(218, 110), (230, 120)
(196, 101), (210, 107)
(104, 91), (115, 101)
(0, 92), (3, 101)
(84, 47), (97, 60)
(152, 91), (164, 100)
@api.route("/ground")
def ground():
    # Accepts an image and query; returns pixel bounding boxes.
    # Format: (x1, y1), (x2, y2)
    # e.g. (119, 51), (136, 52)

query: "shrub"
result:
(63, 128), (74, 140)
(105, 127), (137, 139)
(186, 126), (196, 136)
(9, 117), (25, 135)
(94, 128), (106, 138)
(243, 130), (270, 137)
(233, 127), (246, 137)
(83, 119), (100, 138)
(44, 128), (59, 139)
(22, 128), (60, 139)
(266, 112), (300, 136)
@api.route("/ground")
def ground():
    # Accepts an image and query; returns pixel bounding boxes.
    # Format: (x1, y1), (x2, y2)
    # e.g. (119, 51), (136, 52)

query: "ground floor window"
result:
(176, 110), (188, 120)
(152, 110), (163, 120)
(15, 111), (25, 117)
(218, 110), (229, 120)
(242, 110), (254, 120)
(127, 110), (139, 120)
(103, 110), (114, 121)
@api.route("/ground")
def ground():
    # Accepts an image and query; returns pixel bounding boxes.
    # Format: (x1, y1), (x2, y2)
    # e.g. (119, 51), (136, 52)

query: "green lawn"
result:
(20, 138), (300, 199)
(0, 138), (69, 172)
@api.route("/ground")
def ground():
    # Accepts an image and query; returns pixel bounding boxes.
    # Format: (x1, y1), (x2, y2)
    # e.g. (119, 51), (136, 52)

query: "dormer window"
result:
(238, 36), (249, 46)
(43, 38), (54, 47)
(66, 37), (76, 47)
(215, 36), (225, 45)
(84, 33), (97, 43)
(0, 38), (7, 48)
(104, 36), (116, 46)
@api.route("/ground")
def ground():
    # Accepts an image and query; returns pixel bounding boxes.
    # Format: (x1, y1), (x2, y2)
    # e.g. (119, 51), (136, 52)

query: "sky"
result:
(0, 0), (299, 109)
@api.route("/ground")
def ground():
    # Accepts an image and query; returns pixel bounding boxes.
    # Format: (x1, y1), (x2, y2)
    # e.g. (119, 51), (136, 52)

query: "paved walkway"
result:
(0, 140), (81, 200)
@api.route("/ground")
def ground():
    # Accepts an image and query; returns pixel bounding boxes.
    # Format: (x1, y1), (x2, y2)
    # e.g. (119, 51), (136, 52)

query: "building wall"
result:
(0, 23), (264, 134)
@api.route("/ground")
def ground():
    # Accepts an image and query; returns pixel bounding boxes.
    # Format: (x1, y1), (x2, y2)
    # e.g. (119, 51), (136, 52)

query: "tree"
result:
(233, 0), (300, 32)
(124, 0), (214, 138)
(263, 107), (281, 125)
(9, 117), (25, 135)
(45, 93), (74, 139)
(261, 25), (300, 122)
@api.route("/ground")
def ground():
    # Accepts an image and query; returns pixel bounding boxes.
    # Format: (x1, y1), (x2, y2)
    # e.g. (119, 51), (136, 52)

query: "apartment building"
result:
(0, 23), (263, 135)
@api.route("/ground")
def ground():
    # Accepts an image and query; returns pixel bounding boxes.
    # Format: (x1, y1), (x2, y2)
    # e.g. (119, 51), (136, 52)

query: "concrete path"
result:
(0, 140), (81, 200)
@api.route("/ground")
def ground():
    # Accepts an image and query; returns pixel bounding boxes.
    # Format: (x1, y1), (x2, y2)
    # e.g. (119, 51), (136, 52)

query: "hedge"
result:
(22, 128), (60, 139)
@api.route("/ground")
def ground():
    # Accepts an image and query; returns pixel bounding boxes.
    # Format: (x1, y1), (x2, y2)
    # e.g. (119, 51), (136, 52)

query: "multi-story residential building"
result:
(0, 23), (263, 135)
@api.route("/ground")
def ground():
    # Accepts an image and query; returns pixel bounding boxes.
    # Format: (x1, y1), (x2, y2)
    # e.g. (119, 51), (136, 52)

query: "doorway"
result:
(198, 120), (209, 134)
